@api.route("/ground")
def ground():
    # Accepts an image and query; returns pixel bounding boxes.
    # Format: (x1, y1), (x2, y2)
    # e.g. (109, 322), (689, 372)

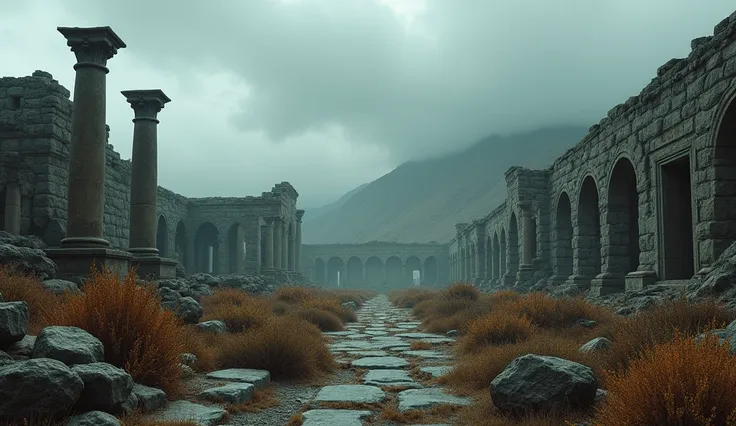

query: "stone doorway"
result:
(660, 155), (694, 280)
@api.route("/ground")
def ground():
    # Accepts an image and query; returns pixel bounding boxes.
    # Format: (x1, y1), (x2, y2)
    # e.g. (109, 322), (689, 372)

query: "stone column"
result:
(273, 218), (282, 270)
(123, 90), (169, 255)
(516, 203), (535, 285)
(57, 26), (126, 249)
(282, 221), (289, 270)
(288, 222), (296, 271)
(264, 218), (274, 270)
(45, 27), (132, 284)
(4, 181), (20, 235)
(295, 209), (304, 272)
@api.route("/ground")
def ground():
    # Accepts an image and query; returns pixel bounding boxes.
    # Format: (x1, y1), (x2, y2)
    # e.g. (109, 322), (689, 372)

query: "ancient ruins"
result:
(0, 27), (305, 283)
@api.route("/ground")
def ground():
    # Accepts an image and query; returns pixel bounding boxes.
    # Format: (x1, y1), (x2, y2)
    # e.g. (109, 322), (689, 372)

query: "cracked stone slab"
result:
(205, 368), (270, 389)
(345, 350), (389, 357)
(363, 369), (423, 388)
(345, 333), (372, 339)
(420, 337), (455, 344)
(323, 331), (355, 336)
(314, 384), (386, 404)
(152, 400), (226, 425)
(199, 382), (254, 404)
(397, 388), (472, 412)
(352, 356), (410, 369)
(302, 409), (373, 426)
(419, 366), (453, 378)
(395, 332), (446, 339)
(365, 330), (389, 336)
(400, 350), (449, 359)
(330, 341), (374, 351)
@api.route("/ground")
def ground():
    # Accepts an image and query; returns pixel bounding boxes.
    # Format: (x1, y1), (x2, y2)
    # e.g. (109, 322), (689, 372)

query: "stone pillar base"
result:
(565, 275), (593, 291)
(547, 274), (569, 287)
(502, 272), (516, 287)
(514, 265), (534, 287)
(589, 272), (625, 297)
(131, 256), (177, 280)
(624, 270), (658, 292)
(44, 247), (133, 286)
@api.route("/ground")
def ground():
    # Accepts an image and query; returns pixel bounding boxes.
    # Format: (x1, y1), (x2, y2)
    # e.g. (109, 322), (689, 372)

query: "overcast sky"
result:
(1, 1), (734, 209)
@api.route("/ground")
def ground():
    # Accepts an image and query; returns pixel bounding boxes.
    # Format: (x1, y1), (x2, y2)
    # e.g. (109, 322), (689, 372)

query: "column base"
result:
(589, 272), (625, 297)
(514, 265), (534, 287)
(624, 270), (658, 292)
(565, 275), (593, 291)
(502, 272), (516, 287)
(128, 247), (160, 257)
(547, 274), (570, 287)
(44, 247), (133, 286)
(131, 256), (177, 280)
(60, 236), (110, 249)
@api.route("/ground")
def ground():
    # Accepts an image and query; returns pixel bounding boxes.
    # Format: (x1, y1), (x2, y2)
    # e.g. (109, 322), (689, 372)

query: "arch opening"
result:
(386, 256), (403, 289)
(500, 230), (507, 277)
(314, 258), (326, 283)
(405, 256), (421, 286)
(507, 214), (520, 276)
(553, 192), (574, 278)
(327, 257), (345, 287)
(493, 233), (501, 279)
(577, 176), (602, 278)
(227, 223), (245, 274)
(365, 256), (383, 289)
(424, 256), (438, 285)
(606, 158), (640, 276)
(346, 256), (363, 287)
(194, 222), (219, 274)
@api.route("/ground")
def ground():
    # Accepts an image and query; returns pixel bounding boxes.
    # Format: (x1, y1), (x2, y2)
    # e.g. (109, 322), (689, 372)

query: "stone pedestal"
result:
(589, 272), (625, 296)
(546, 274), (569, 287)
(502, 272), (516, 287)
(44, 247), (132, 286)
(515, 265), (534, 287)
(624, 270), (658, 292)
(565, 274), (593, 291)
(131, 256), (178, 281)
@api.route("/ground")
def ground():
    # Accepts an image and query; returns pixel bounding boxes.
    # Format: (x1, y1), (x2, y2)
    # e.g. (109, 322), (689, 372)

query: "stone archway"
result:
(605, 158), (640, 277)
(386, 256), (403, 288)
(507, 213), (520, 279)
(500, 229), (507, 277)
(485, 236), (493, 280)
(424, 256), (438, 285)
(493, 232), (501, 280)
(194, 222), (219, 274)
(174, 220), (187, 266)
(314, 258), (326, 283)
(405, 256), (421, 286)
(227, 223), (245, 274)
(327, 257), (344, 287)
(551, 192), (574, 283)
(156, 215), (168, 258)
(346, 256), (363, 287)
(576, 176), (602, 280)
(365, 256), (383, 288)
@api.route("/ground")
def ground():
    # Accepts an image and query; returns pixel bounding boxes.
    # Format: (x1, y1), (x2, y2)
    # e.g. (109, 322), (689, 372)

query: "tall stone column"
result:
(282, 221), (289, 270)
(45, 27), (132, 284)
(516, 203), (535, 286)
(273, 218), (282, 270)
(288, 222), (296, 271)
(295, 209), (304, 272)
(122, 89), (176, 279)
(264, 218), (274, 270)
(4, 181), (20, 235)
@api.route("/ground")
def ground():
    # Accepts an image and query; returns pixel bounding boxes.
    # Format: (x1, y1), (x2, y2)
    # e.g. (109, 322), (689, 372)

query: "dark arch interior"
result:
(578, 177), (602, 277)
(194, 222), (219, 274)
(553, 192), (574, 278)
(607, 158), (640, 275)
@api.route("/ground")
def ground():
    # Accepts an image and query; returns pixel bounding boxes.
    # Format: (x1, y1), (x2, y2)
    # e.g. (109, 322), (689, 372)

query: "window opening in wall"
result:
(660, 155), (694, 280)
(10, 96), (21, 110)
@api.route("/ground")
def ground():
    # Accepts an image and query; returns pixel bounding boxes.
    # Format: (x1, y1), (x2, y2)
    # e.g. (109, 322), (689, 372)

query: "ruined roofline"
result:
(302, 241), (449, 248)
(271, 181), (299, 199)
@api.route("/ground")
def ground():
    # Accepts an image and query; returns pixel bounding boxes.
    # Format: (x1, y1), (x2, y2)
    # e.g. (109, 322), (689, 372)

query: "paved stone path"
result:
(145, 294), (469, 425)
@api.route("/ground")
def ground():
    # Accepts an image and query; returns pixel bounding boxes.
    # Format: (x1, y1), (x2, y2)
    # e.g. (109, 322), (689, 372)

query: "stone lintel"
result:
(44, 247), (133, 285)
(624, 270), (658, 292)
(57, 26), (126, 68)
(121, 89), (171, 121)
(131, 256), (177, 280)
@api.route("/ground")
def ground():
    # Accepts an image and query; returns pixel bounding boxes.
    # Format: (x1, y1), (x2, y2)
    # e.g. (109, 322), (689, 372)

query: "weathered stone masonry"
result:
(0, 71), (304, 276)
(450, 10), (736, 295)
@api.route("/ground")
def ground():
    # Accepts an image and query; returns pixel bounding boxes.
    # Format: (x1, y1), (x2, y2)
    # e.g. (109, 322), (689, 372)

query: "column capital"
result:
(518, 201), (534, 216)
(58, 26), (126, 70)
(264, 217), (275, 227)
(121, 89), (171, 122)
(296, 209), (305, 222)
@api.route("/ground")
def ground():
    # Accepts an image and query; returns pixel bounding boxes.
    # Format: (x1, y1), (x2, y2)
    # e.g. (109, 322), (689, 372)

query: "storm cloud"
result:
(1, 0), (734, 208)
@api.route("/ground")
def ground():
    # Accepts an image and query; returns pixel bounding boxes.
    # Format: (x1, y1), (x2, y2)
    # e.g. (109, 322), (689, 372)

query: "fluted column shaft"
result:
(264, 219), (274, 270)
(295, 209), (304, 272)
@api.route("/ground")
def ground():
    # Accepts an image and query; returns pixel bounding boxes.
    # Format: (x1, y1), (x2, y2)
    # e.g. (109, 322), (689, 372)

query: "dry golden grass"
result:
(453, 391), (585, 426)
(595, 332), (736, 425)
(286, 413), (304, 426)
(46, 267), (185, 394)
(378, 404), (463, 424)
(503, 292), (615, 329)
(302, 297), (357, 323)
(223, 387), (280, 413)
(599, 298), (736, 372)
(216, 316), (334, 380)
(0, 266), (64, 333)
(410, 340), (433, 350)
(441, 282), (481, 301)
(389, 287), (437, 308)
(120, 411), (200, 426)
(274, 286), (314, 304)
(460, 311), (536, 354)
(290, 306), (345, 331)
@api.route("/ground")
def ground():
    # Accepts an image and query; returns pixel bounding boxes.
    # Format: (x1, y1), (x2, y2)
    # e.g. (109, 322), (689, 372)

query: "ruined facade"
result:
(301, 242), (449, 291)
(449, 10), (736, 295)
(0, 71), (304, 276)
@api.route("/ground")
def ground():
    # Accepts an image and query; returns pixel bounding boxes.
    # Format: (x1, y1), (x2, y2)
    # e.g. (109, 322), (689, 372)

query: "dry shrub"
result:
(454, 391), (577, 426)
(271, 300), (291, 315)
(213, 303), (270, 333)
(503, 292), (614, 329)
(595, 332), (736, 426)
(0, 266), (63, 333)
(302, 297), (356, 323)
(216, 316), (334, 380)
(601, 298), (735, 371)
(461, 311), (535, 354)
(286, 413), (304, 426)
(274, 286), (314, 304)
(200, 287), (254, 312)
(389, 288), (437, 308)
(290, 307), (344, 332)
(224, 387), (279, 413)
(443, 334), (592, 394)
(487, 289), (523, 305)
(323, 288), (374, 308)
(179, 326), (219, 372)
(120, 412), (199, 426)
(441, 282), (481, 301)
(411, 340), (433, 350)
(47, 267), (184, 394)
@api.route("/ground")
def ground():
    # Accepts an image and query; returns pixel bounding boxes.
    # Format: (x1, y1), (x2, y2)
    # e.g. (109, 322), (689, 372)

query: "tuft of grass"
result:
(290, 307), (345, 332)
(223, 387), (279, 413)
(410, 340), (434, 350)
(460, 311), (535, 354)
(441, 282), (481, 301)
(302, 297), (356, 323)
(502, 292), (614, 329)
(47, 267), (185, 394)
(120, 411), (200, 426)
(274, 286), (314, 304)
(389, 288), (437, 308)
(0, 266), (64, 333)
(595, 332), (736, 425)
(286, 413), (304, 426)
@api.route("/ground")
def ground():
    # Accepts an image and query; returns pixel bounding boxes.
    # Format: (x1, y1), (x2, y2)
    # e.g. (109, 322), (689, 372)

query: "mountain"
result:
(301, 125), (588, 244)
(303, 183), (369, 222)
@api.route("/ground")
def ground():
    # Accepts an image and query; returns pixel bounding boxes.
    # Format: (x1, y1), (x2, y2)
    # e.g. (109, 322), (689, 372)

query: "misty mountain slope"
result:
(305, 183), (369, 221)
(302, 126), (588, 244)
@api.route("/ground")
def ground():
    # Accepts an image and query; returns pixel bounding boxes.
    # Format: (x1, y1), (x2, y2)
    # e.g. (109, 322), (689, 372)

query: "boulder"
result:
(65, 410), (121, 426)
(175, 262), (187, 278)
(180, 352), (198, 367)
(196, 320), (228, 334)
(490, 354), (598, 414)
(579, 337), (612, 354)
(0, 243), (57, 279)
(71, 362), (134, 413)
(42, 279), (81, 295)
(0, 358), (84, 421)
(176, 297), (204, 324)
(0, 231), (46, 249)
(5, 335), (36, 358)
(341, 301), (358, 311)
(32, 326), (104, 365)
(131, 383), (167, 412)
(0, 301), (28, 347)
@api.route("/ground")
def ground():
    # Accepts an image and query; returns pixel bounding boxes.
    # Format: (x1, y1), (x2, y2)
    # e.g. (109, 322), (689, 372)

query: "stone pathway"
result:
(143, 294), (469, 425)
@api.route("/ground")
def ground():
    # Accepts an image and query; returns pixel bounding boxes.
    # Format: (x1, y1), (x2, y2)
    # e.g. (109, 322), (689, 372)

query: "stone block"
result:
(44, 247), (133, 285)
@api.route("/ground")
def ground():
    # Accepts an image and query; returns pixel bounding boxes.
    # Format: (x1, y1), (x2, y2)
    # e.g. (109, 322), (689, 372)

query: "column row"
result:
(261, 213), (303, 272)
